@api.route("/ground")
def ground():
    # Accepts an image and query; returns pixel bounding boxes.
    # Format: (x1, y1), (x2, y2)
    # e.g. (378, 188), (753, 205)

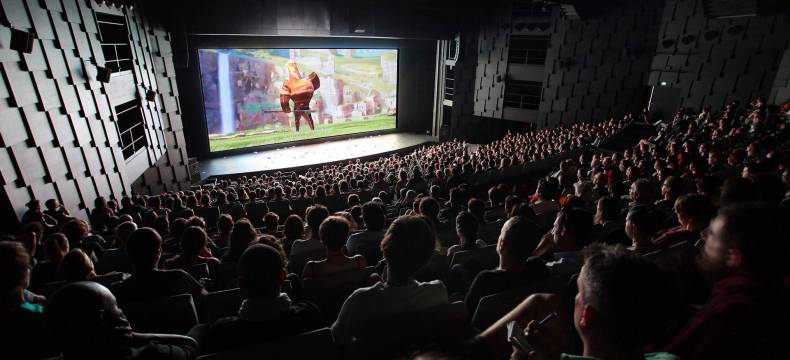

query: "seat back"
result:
(205, 288), (244, 322)
(196, 328), (338, 360)
(413, 254), (450, 282)
(42, 272), (128, 297)
(449, 245), (499, 273)
(215, 261), (239, 290)
(185, 263), (211, 281)
(479, 220), (505, 245)
(123, 293), (198, 335)
(302, 266), (376, 321)
(471, 277), (564, 330)
(350, 301), (469, 358)
(287, 249), (325, 274)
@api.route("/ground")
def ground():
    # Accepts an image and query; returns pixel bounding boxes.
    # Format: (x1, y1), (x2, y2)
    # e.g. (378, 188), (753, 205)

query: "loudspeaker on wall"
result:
(10, 29), (34, 53)
(96, 67), (112, 83)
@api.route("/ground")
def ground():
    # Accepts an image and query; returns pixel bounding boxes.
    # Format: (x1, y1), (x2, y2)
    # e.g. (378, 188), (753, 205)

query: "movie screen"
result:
(198, 48), (398, 152)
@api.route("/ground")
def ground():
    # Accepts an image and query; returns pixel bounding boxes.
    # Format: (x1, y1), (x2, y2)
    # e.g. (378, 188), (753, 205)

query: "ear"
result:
(280, 269), (287, 285)
(726, 248), (743, 269)
(579, 304), (596, 328)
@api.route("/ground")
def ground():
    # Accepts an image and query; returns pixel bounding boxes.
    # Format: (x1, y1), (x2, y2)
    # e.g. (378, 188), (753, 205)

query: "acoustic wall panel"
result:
(0, 0), (190, 227)
(539, 0), (664, 128)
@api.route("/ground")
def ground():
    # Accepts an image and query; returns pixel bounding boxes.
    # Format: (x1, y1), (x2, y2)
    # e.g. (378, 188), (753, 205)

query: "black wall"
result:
(177, 36), (436, 159)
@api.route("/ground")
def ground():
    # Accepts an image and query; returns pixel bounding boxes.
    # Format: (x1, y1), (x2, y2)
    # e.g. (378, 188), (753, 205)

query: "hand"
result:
(522, 319), (566, 360)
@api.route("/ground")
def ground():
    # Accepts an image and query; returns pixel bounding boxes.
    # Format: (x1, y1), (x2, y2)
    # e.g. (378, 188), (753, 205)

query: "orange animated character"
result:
(279, 61), (320, 131)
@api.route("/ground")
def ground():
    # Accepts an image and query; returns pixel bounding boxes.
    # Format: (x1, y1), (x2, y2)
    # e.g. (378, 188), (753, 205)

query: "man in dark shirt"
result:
(112, 228), (207, 306)
(197, 244), (322, 354)
(465, 216), (550, 314)
(662, 203), (790, 359)
(47, 281), (199, 360)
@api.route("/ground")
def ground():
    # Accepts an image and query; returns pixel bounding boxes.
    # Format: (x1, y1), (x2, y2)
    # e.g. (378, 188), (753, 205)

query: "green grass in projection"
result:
(209, 114), (396, 152)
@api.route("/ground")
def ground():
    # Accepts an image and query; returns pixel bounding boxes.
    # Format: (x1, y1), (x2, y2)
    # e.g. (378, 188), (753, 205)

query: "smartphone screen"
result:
(507, 320), (532, 354)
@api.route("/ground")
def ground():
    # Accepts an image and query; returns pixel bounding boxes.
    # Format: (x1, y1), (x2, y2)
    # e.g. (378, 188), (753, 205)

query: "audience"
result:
(290, 205), (329, 256)
(0, 241), (56, 359)
(47, 282), (198, 360)
(112, 228), (207, 306)
(446, 211), (487, 257)
(332, 215), (448, 345)
(198, 244), (322, 353)
(464, 216), (549, 314)
(660, 203), (790, 359)
(303, 216), (367, 278)
(6, 95), (789, 359)
(345, 201), (387, 264)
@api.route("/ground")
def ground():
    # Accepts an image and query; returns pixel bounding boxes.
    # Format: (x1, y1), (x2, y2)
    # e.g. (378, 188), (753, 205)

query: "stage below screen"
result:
(198, 132), (435, 180)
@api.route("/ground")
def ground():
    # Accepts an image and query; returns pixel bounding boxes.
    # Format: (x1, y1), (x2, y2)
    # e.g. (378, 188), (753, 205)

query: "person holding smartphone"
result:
(509, 245), (679, 360)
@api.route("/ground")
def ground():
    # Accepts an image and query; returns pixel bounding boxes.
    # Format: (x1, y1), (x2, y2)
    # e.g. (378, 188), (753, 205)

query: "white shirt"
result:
(331, 280), (448, 345)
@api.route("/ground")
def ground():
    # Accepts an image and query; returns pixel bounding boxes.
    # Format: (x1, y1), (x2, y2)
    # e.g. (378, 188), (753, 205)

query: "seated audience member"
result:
(47, 282), (198, 360)
(99, 221), (138, 273)
(420, 196), (453, 246)
(593, 197), (629, 246)
(625, 205), (661, 254)
(60, 249), (97, 282)
(537, 208), (593, 278)
(61, 218), (104, 260)
(165, 226), (220, 273)
(198, 244), (322, 353)
(245, 191), (269, 227)
(222, 219), (259, 262)
(90, 196), (115, 233)
(44, 198), (71, 224)
(303, 216), (367, 278)
(32, 233), (70, 290)
(290, 205), (329, 256)
(654, 194), (716, 247)
(262, 212), (280, 237)
(464, 216), (549, 314)
(625, 178), (656, 210)
(655, 176), (686, 225)
(332, 215), (448, 345)
(346, 202), (387, 264)
(661, 203), (790, 359)
(470, 197), (504, 244)
(439, 187), (464, 222)
(507, 246), (677, 360)
(447, 211), (487, 257)
(282, 214), (306, 255)
(485, 185), (508, 222)
(214, 214), (234, 249)
(0, 241), (57, 359)
(21, 199), (57, 227)
(196, 196), (220, 229)
(531, 179), (561, 228)
(16, 222), (42, 264)
(504, 195), (524, 219)
(112, 228), (207, 305)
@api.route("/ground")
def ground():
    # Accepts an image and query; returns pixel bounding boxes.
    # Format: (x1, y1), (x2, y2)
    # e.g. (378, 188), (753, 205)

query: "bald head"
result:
(46, 282), (126, 355)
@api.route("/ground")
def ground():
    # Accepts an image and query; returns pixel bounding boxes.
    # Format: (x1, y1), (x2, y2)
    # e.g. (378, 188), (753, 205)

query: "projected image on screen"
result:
(198, 48), (398, 152)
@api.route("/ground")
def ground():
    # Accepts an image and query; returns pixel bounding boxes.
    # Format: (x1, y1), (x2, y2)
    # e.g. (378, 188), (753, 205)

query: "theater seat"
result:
(302, 266), (377, 322)
(449, 245), (499, 273)
(41, 272), (128, 297)
(471, 277), (564, 330)
(196, 327), (338, 360)
(288, 249), (325, 275)
(413, 253), (450, 282)
(123, 293), (199, 335)
(349, 301), (470, 358)
(205, 288), (244, 323)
